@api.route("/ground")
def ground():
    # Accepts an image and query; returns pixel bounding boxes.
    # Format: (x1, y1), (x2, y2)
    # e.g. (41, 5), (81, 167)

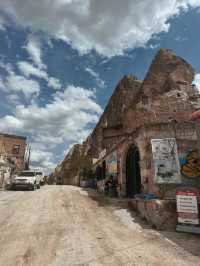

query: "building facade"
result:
(0, 133), (27, 171)
(0, 153), (12, 189)
(56, 49), (200, 228)
(89, 49), (200, 198)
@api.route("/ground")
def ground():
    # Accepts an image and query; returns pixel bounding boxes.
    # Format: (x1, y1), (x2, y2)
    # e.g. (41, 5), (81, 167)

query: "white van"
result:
(12, 170), (41, 190)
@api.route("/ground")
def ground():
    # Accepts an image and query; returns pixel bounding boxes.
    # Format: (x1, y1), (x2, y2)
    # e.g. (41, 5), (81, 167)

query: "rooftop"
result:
(0, 133), (27, 140)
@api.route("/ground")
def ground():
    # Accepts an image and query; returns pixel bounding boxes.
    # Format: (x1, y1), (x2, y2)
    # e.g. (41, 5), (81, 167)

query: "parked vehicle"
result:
(12, 170), (41, 190)
(36, 171), (45, 185)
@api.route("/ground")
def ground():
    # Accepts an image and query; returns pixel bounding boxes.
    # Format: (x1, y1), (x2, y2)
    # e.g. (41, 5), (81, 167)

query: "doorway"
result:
(126, 145), (141, 198)
(102, 160), (106, 180)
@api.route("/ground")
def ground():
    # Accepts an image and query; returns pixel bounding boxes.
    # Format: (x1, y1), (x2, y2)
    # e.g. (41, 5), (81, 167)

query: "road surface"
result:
(0, 185), (199, 266)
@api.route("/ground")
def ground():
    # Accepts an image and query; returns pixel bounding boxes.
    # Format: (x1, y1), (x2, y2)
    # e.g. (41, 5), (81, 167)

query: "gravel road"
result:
(0, 185), (199, 266)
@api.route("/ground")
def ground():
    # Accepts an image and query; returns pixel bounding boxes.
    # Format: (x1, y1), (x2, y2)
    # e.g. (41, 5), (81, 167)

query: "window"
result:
(37, 172), (42, 175)
(18, 171), (35, 177)
(141, 95), (149, 105)
(12, 144), (20, 154)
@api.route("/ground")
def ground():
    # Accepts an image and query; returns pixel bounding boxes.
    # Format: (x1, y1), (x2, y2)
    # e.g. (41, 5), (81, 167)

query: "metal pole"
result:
(27, 146), (31, 170)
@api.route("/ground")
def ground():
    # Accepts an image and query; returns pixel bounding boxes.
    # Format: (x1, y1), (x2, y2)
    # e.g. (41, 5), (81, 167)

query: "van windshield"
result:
(36, 172), (42, 175)
(18, 171), (35, 177)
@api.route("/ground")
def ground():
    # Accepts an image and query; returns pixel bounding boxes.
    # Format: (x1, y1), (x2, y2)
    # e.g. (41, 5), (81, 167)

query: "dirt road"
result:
(0, 186), (199, 266)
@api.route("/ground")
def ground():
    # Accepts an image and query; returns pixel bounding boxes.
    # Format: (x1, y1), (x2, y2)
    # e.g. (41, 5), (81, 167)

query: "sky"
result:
(0, 1), (200, 173)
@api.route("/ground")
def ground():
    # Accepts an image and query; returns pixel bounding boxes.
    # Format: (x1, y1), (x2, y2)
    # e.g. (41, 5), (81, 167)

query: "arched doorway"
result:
(126, 145), (141, 198)
(102, 160), (106, 180)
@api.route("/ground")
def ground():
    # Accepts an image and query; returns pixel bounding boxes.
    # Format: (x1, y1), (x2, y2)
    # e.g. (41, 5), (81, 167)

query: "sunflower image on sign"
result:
(181, 150), (200, 179)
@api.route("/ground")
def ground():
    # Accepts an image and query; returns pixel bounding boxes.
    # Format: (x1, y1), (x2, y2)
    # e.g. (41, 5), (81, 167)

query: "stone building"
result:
(86, 50), (199, 196)
(0, 133), (27, 171)
(56, 49), (200, 228)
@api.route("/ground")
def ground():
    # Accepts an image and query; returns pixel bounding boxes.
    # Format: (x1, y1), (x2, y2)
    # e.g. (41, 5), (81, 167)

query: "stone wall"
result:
(56, 140), (92, 185)
(55, 75), (142, 183)
(90, 75), (142, 157)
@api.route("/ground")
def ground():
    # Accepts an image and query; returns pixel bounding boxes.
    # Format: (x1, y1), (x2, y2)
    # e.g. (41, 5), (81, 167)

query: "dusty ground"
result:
(0, 186), (199, 266)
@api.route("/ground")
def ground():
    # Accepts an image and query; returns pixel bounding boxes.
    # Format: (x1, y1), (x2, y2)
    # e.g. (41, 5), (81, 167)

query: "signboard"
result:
(99, 149), (106, 160)
(151, 138), (181, 184)
(92, 158), (98, 165)
(176, 189), (199, 225)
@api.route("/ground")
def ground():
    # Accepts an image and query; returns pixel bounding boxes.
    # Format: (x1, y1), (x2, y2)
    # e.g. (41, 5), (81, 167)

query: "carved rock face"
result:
(141, 49), (195, 98)
(54, 49), (199, 183)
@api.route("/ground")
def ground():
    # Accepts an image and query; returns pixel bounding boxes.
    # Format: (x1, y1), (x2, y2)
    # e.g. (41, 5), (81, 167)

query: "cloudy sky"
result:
(0, 1), (200, 173)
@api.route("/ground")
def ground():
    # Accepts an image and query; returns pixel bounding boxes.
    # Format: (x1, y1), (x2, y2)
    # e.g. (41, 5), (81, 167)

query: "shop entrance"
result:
(126, 145), (141, 198)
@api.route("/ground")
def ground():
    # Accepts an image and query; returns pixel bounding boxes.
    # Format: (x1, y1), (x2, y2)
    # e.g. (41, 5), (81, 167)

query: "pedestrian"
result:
(104, 180), (109, 195)
(111, 175), (118, 197)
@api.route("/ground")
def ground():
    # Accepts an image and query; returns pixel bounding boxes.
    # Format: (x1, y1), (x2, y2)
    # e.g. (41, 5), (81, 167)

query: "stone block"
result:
(135, 199), (177, 230)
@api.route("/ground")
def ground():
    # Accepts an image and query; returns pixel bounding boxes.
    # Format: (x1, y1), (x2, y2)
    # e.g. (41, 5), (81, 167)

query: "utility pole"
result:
(25, 145), (31, 170)
(27, 146), (31, 170)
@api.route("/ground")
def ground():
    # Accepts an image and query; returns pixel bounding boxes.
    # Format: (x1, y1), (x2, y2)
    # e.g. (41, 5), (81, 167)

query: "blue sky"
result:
(0, 1), (200, 173)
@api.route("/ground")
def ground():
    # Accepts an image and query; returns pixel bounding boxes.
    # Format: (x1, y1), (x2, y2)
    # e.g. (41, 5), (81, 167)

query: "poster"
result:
(106, 151), (117, 176)
(176, 189), (199, 225)
(180, 150), (200, 179)
(151, 138), (181, 184)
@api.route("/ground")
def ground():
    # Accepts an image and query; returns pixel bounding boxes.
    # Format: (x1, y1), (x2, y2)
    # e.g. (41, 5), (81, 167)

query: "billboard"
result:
(151, 138), (181, 184)
(106, 151), (118, 176)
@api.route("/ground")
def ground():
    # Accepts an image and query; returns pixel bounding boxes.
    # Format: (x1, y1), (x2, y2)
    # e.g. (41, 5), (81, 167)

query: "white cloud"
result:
(6, 94), (21, 105)
(0, 59), (41, 98)
(47, 77), (61, 90)
(30, 148), (57, 173)
(0, 78), (5, 90)
(0, 57), (62, 100)
(0, 16), (6, 31)
(0, 85), (102, 172)
(17, 61), (47, 79)
(20, 35), (60, 90)
(24, 35), (45, 69)
(85, 67), (105, 88)
(0, 115), (23, 131)
(193, 74), (200, 91)
(30, 150), (47, 163)
(175, 36), (188, 42)
(18, 61), (61, 90)
(5, 73), (40, 98)
(0, 59), (13, 74)
(30, 149), (56, 173)
(0, 1), (200, 56)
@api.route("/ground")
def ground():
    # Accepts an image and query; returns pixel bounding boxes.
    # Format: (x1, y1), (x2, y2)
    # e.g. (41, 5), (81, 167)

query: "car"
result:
(12, 170), (41, 190)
